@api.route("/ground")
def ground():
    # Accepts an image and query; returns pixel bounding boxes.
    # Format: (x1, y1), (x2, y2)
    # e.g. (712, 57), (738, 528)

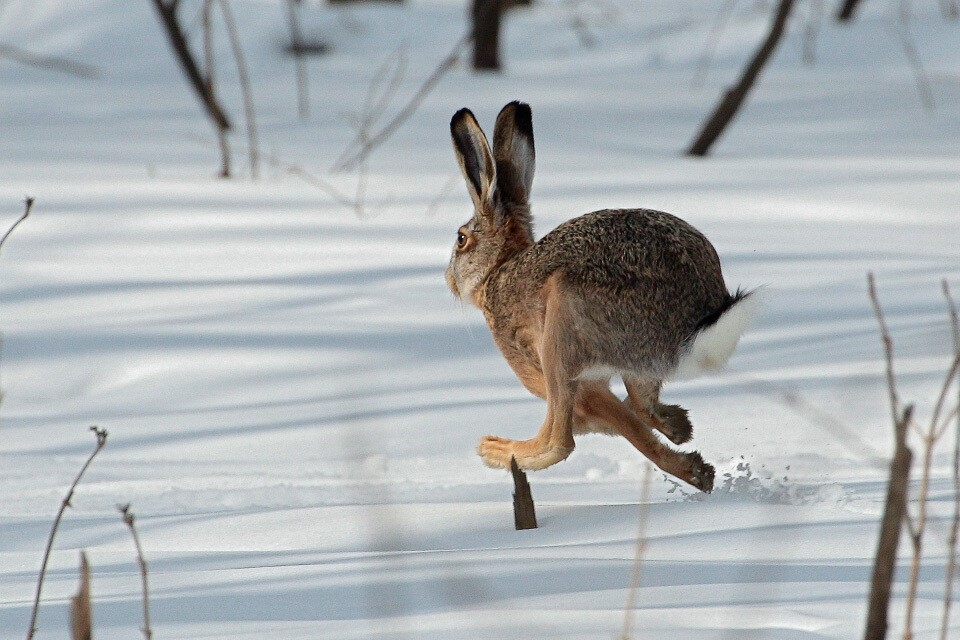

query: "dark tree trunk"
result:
(150, 0), (231, 132)
(472, 0), (502, 71)
(837, 0), (864, 21)
(686, 0), (794, 157)
(863, 407), (913, 640)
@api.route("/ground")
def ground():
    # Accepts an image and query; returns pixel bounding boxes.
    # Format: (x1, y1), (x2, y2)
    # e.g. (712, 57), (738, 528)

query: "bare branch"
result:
(150, 0), (232, 131)
(686, 0), (795, 156)
(203, 0), (231, 178)
(332, 31), (472, 172)
(692, 0), (738, 88)
(218, 0), (260, 179)
(119, 504), (153, 640)
(285, 0), (310, 119)
(0, 197), (33, 256)
(932, 354), (960, 440)
(26, 427), (108, 640)
(940, 280), (960, 640)
(868, 272), (902, 429)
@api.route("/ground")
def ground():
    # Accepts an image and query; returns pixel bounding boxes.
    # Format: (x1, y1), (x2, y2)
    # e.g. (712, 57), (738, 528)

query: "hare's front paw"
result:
(478, 435), (573, 471)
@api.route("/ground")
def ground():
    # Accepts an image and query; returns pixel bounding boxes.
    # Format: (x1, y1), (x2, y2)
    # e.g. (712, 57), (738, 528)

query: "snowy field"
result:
(1, 0), (960, 637)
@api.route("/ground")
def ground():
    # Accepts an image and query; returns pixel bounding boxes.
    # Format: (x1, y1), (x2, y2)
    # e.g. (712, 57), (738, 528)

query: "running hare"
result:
(446, 101), (757, 492)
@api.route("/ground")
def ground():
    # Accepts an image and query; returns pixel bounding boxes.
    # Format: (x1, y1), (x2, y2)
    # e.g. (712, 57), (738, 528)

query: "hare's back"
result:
(532, 209), (731, 372)
(540, 209), (725, 292)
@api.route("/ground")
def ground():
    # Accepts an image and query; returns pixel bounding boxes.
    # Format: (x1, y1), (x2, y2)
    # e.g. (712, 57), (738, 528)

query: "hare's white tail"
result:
(670, 289), (763, 380)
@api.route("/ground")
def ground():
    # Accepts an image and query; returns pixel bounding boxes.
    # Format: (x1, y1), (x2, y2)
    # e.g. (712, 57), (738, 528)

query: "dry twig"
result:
(26, 427), (108, 640)
(941, 280), (960, 640)
(218, 0), (260, 179)
(692, 0), (737, 87)
(902, 352), (960, 638)
(0, 197), (33, 256)
(332, 31), (472, 172)
(119, 504), (154, 640)
(285, 0), (310, 119)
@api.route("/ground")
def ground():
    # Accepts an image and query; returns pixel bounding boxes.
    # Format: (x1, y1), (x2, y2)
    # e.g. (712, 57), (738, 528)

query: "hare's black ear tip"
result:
(504, 101), (533, 136)
(451, 107), (474, 131)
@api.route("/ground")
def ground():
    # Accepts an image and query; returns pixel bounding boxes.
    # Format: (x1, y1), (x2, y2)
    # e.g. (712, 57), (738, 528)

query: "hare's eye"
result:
(456, 232), (468, 248)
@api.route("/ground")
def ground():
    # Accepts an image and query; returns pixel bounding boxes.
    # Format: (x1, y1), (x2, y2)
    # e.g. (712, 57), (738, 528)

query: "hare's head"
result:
(446, 101), (536, 305)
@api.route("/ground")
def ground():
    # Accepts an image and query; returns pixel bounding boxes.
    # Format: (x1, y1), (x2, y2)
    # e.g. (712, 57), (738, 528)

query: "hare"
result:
(445, 101), (757, 492)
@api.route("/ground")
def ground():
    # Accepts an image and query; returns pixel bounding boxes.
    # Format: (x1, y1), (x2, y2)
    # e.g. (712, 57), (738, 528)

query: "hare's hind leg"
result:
(623, 377), (694, 445)
(478, 278), (577, 471)
(577, 382), (714, 492)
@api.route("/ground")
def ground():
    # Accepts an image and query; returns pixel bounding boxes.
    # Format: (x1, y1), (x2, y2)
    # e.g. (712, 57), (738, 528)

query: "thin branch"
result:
(218, 0), (260, 179)
(285, 0), (310, 119)
(941, 280), (960, 640)
(837, 0), (865, 21)
(0, 44), (99, 79)
(868, 272), (902, 428)
(893, 1), (935, 113)
(686, 0), (796, 156)
(150, 0), (232, 131)
(932, 354), (960, 440)
(265, 154), (355, 208)
(692, 0), (738, 88)
(802, 0), (824, 65)
(0, 197), (33, 256)
(620, 463), (654, 640)
(119, 504), (153, 640)
(26, 427), (108, 640)
(203, 0), (230, 178)
(331, 31), (472, 172)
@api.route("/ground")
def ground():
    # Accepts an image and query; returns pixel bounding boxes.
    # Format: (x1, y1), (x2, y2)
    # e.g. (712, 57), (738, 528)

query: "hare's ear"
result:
(451, 108), (496, 212)
(492, 101), (535, 207)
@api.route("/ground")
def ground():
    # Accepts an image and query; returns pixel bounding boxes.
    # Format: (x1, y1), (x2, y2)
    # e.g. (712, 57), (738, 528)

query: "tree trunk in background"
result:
(686, 0), (794, 157)
(472, 0), (502, 70)
(837, 0), (865, 21)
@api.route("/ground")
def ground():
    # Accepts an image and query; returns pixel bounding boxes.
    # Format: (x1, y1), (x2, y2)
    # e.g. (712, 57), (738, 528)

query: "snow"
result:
(1, 0), (960, 638)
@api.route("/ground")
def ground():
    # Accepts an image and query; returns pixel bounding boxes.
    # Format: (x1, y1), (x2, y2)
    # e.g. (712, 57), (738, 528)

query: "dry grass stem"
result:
(119, 504), (154, 640)
(69, 552), (92, 640)
(26, 426), (108, 640)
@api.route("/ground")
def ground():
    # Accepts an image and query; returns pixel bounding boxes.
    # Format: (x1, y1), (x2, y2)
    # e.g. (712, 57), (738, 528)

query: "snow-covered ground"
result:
(1, 0), (959, 637)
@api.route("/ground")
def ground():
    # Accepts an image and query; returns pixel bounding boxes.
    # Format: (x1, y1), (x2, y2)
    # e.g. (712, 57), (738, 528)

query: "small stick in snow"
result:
(511, 456), (537, 530)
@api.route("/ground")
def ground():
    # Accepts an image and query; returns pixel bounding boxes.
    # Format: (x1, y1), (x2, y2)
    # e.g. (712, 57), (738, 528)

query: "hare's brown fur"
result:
(447, 102), (751, 492)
